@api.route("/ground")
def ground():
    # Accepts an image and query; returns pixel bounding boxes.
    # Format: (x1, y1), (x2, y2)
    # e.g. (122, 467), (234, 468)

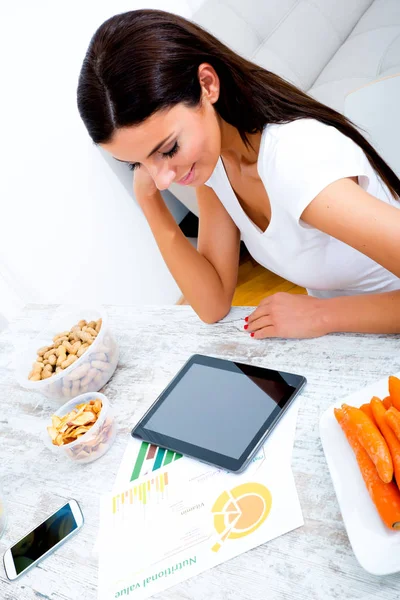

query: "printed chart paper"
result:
(98, 401), (303, 600)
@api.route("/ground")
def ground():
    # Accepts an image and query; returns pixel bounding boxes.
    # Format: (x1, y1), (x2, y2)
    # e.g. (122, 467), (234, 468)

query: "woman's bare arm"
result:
(138, 184), (240, 323)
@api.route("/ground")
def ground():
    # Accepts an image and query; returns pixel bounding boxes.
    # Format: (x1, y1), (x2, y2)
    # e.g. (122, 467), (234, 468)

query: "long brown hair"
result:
(77, 9), (400, 199)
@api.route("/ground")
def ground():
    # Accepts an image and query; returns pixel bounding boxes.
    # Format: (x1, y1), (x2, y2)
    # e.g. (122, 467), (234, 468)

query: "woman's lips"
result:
(177, 163), (195, 185)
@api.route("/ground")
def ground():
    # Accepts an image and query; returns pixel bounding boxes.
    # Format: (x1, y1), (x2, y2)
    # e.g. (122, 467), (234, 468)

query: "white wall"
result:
(0, 0), (200, 321)
(186, 0), (207, 12)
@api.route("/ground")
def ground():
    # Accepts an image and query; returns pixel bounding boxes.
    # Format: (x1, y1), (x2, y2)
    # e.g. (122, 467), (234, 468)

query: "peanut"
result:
(78, 330), (93, 344)
(61, 354), (78, 369)
(88, 321), (97, 330)
(80, 368), (98, 387)
(77, 343), (89, 358)
(63, 340), (82, 355)
(37, 346), (50, 357)
(62, 379), (72, 396)
(95, 343), (110, 354)
(69, 341), (82, 355)
(95, 319), (102, 333)
(71, 380), (81, 397)
(56, 345), (67, 358)
(28, 362), (44, 380)
(41, 366), (53, 380)
(56, 349), (67, 367)
(62, 340), (74, 353)
(43, 348), (56, 359)
(48, 354), (57, 366)
(85, 326), (97, 337)
(53, 331), (70, 342)
(91, 360), (109, 372)
(93, 372), (104, 388)
(78, 320), (87, 329)
(92, 352), (107, 362)
(54, 336), (68, 348)
(68, 362), (90, 381)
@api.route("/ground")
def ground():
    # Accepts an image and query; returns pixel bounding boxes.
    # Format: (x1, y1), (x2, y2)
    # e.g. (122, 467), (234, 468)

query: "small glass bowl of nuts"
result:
(16, 306), (119, 401)
(45, 392), (116, 464)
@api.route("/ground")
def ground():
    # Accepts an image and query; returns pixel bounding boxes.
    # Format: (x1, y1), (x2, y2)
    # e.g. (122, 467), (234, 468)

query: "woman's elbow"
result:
(198, 303), (231, 325)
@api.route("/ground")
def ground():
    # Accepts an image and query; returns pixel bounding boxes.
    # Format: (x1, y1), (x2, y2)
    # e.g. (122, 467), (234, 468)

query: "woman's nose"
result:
(152, 162), (176, 191)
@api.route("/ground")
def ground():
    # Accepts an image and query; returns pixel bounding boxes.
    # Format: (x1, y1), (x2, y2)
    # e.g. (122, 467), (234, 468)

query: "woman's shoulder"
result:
(259, 118), (374, 222)
(265, 118), (343, 147)
(261, 117), (364, 169)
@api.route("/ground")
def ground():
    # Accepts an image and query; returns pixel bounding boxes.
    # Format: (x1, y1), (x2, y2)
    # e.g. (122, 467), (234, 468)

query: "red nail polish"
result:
(245, 317), (249, 322)
(251, 332), (255, 337)
(244, 324), (248, 330)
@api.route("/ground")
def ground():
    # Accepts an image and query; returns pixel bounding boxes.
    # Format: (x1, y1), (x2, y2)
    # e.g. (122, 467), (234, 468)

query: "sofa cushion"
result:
(309, 0), (400, 111)
(193, 0), (374, 90)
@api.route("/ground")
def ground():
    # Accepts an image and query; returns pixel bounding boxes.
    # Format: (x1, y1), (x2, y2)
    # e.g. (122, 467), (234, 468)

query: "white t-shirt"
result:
(205, 118), (400, 298)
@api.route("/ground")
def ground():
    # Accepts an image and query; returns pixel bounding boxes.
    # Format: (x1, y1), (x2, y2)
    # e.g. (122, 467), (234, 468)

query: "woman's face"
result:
(101, 74), (222, 190)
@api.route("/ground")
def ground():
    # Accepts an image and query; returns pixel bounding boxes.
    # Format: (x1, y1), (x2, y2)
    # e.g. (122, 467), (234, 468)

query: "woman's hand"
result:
(133, 165), (159, 206)
(244, 292), (328, 339)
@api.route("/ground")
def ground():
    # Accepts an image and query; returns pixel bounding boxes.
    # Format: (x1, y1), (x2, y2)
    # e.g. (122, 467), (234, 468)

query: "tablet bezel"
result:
(131, 354), (306, 472)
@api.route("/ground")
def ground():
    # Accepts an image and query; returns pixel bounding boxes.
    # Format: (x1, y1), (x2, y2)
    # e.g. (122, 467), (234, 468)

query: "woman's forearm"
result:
(322, 290), (400, 334)
(139, 191), (230, 323)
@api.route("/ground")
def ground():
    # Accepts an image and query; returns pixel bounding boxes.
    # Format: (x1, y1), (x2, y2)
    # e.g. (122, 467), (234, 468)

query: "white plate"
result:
(320, 372), (400, 575)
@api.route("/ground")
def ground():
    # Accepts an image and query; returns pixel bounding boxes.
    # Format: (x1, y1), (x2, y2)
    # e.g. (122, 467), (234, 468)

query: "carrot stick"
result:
(371, 398), (400, 487)
(342, 404), (393, 483)
(385, 407), (400, 441)
(389, 376), (400, 411)
(334, 408), (400, 530)
(383, 396), (392, 410)
(360, 403), (375, 423)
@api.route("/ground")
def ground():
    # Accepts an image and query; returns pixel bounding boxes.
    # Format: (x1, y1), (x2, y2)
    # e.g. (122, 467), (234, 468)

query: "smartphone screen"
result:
(11, 503), (78, 576)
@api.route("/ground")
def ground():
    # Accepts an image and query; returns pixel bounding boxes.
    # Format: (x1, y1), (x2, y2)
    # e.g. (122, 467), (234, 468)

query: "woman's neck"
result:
(219, 118), (261, 166)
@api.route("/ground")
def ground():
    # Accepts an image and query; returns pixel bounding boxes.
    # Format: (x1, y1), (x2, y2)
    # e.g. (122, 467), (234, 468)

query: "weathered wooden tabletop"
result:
(1, 304), (400, 600)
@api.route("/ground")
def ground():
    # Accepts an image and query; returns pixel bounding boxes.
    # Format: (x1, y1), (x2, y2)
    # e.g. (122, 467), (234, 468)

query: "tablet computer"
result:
(131, 354), (306, 473)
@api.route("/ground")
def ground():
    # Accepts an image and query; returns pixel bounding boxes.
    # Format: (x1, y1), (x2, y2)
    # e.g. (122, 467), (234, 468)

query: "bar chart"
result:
(112, 471), (169, 514)
(130, 441), (182, 481)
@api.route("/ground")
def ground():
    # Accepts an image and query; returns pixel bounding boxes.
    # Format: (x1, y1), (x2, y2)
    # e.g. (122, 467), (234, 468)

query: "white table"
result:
(1, 304), (400, 600)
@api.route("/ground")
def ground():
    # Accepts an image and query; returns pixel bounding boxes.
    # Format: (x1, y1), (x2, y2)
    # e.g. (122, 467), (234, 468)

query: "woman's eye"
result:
(161, 141), (179, 159)
(127, 141), (179, 171)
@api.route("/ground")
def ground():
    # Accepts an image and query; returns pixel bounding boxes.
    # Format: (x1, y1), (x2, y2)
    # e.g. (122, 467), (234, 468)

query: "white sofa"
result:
(171, 0), (400, 216)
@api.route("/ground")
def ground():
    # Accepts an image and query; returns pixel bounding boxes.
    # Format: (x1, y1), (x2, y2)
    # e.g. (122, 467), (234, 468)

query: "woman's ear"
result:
(198, 63), (220, 104)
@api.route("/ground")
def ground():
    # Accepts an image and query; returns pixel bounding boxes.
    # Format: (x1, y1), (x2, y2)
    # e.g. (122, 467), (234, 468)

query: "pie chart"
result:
(211, 482), (272, 552)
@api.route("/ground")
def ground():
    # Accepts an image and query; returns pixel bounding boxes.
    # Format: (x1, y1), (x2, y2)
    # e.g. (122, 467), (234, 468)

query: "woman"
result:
(77, 9), (400, 339)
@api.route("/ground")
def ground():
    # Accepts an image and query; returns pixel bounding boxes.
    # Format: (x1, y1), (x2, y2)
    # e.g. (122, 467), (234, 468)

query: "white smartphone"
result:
(3, 499), (84, 580)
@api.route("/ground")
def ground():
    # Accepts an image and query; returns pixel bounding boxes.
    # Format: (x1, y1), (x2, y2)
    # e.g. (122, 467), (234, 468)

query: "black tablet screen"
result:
(143, 361), (296, 460)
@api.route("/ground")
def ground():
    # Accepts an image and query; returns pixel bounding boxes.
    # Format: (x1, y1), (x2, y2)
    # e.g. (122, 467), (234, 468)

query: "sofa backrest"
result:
(192, 0), (374, 90)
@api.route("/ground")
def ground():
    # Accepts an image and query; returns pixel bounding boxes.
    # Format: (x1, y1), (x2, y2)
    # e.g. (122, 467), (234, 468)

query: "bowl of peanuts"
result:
(16, 307), (119, 401)
(45, 392), (116, 463)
